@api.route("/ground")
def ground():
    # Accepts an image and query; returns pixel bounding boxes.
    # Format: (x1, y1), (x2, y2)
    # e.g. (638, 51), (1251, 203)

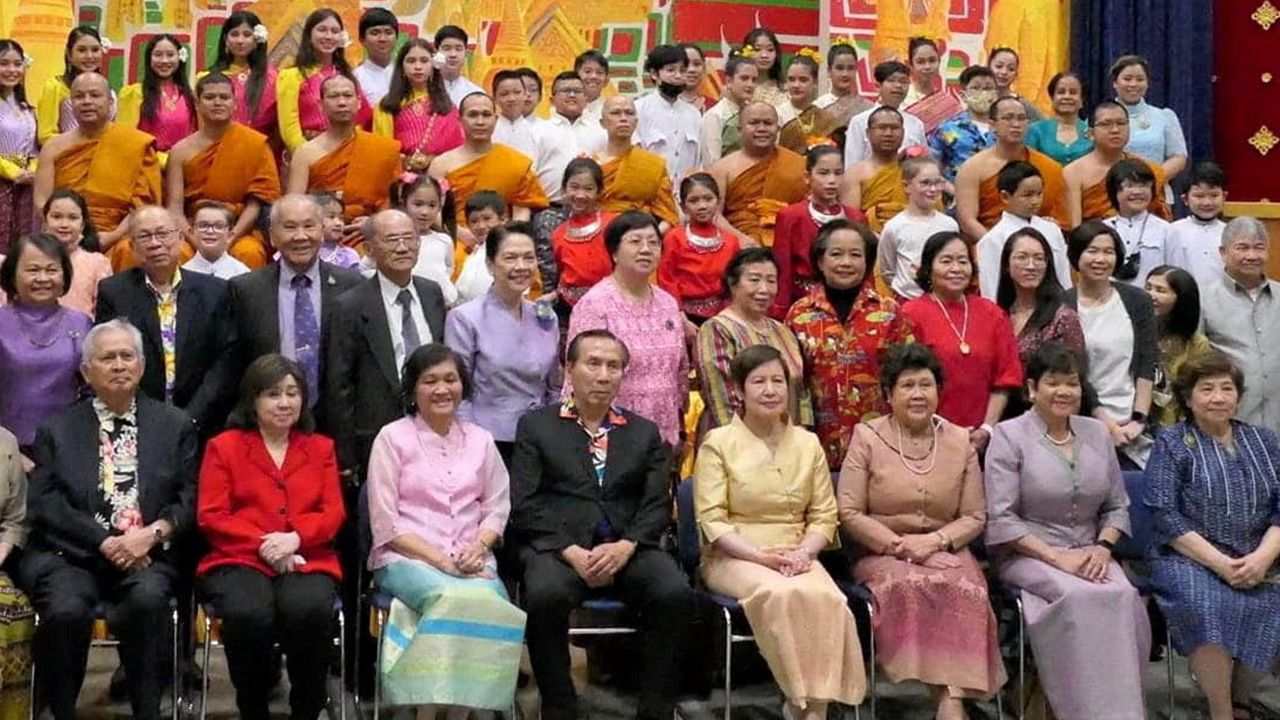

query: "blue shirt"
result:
(278, 260), (322, 362)
(1026, 118), (1094, 166)
(1121, 99), (1187, 165)
(927, 111), (995, 182)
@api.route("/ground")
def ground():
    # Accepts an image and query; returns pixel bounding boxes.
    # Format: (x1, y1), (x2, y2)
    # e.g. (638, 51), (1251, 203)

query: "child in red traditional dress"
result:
(658, 172), (741, 327)
(551, 158), (617, 324)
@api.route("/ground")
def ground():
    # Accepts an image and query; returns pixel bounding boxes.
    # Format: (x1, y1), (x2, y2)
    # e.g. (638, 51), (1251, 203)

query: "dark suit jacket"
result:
(325, 275), (446, 474)
(24, 396), (197, 564)
(227, 261), (362, 430)
(508, 404), (671, 553)
(95, 268), (235, 435)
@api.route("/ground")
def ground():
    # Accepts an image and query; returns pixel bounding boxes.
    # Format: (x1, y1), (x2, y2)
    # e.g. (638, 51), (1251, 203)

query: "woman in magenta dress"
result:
(0, 40), (36, 256)
(277, 8), (372, 153)
(117, 34), (197, 155)
(208, 10), (279, 141)
(373, 38), (463, 174)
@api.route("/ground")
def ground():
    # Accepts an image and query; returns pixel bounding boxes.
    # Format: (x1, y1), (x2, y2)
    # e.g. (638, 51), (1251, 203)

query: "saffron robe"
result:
(976, 147), (1071, 230)
(599, 147), (679, 228)
(1080, 154), (1172, 223)
(183, 123), (283, 268)
(722, 148), (808, 247)
(306, 129), (403, 222)
(859, 163), (907, 233)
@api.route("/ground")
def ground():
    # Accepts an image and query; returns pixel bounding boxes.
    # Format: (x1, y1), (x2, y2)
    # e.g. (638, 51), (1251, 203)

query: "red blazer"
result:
(197, 428), (346, 580)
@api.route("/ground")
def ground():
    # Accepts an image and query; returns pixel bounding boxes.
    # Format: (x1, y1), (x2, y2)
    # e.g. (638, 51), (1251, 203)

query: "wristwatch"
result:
(1097, 538), (1115, 551)
(1130, 410), (1147, 424)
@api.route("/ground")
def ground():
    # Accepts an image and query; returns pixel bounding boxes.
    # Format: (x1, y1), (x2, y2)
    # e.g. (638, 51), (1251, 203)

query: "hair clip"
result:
(22, 53), (32, 68)
(738, 44), (757, 59)
(805, 135), (837, 150)
(831, 37), (856, 48)
(339, 30), (351, 49)
(432, 50), (447, 70)
(900, 145), (930, 160)
(399, 171), (420, 185)
(437, 178), (451, 194)
(253, 24), (269, 43)
(177, 47), (189, 64)
(100, 36), (113, 52)
(796, 47), (822, 62)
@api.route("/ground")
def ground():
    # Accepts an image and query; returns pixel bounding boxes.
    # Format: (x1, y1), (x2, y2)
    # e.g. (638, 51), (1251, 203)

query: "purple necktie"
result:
(292, 273), (320, 407)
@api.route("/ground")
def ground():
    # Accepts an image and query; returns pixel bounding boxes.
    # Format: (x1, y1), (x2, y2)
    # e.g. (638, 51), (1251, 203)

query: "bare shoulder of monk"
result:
(714, 150), (753, 182)
(848, 159), (876, 185)
(429, 147), (469, 179)
(40, 131), (77, 161)
(967, 147), (1003, 176)
(1063, 153), (1100, 186)
(168, 133), (210, 166)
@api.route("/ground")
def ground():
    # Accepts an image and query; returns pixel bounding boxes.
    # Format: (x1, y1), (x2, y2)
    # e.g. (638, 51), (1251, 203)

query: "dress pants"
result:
(18, 549), (176, 720)
(202, 565), (338, 720)
(520, 545), (693, 720)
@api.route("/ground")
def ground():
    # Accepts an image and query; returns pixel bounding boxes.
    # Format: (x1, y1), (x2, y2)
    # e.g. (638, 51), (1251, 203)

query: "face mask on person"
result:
(964, 89), (997, 114)
(658, 80), (684, 99)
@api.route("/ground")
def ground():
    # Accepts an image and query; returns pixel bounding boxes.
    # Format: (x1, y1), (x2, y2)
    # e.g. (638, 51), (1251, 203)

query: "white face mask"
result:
(964, 89), (997, 114)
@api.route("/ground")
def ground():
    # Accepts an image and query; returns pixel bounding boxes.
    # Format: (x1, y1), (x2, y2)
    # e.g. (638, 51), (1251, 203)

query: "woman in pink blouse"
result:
(117, 34), (197, 154)
(365, 343), (525, 713)
(207, 10), (279, 141)
(373, 38), (464, 174)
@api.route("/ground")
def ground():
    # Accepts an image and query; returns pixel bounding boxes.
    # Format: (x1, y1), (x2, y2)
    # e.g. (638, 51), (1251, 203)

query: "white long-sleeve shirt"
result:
(633, 92), (702, 184)
(1168, 216), (1226, 286)
(975, 212), (1074, 299)
(1103, 211), (1172, 287)
(494, 115), (575, 202)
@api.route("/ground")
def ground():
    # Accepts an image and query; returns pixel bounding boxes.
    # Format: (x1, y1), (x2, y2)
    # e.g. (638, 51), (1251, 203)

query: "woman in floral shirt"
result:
(786, 219), (914, 469)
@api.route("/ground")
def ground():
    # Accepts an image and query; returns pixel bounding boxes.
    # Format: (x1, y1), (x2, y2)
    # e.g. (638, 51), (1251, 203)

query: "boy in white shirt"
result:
(351, 8), (398, 106)
(183, 203), (250, 279)
(977, 161), (1072, 298)
(1102, 158), (1172, 286)
(1168, 161), (1228, 285)
(455, 191), (510, 303)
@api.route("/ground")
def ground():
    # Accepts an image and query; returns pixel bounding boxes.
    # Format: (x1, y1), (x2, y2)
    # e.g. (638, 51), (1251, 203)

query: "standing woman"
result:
(0, 39), (36, 256)
(776, 51), (841, 154)
(1063, 220), (1157, 468)
(373, 38), (464, 174)
(1112, 55), (1187, 188)
(678, 44), (714, 113)
(787, 219), (914, 470)
(658, 172), (740, 323)
(207, 11), (279, 140)
(987, 47), (1042, 122)
(1026, 72), (1092, 166)
(445, 224), (560, 465)
(44, 188), (111, 316)
(902, 231), (1022, 447)
(1146, 265), (1211, 431)
(813, 41), (873, 146)
(742, 27), (787, 108)
(37, 26), (113, 144)
(117, 34), (198, 157)
(277, 9), (373, 154)
(903, 37), (962, 134)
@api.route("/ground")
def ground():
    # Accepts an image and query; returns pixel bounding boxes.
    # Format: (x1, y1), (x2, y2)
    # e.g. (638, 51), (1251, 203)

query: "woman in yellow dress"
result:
(742, 27), (788, 108)
(777, 50), (841, 155)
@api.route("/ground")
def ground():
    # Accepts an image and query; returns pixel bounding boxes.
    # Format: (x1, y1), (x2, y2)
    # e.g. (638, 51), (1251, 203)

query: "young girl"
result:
(771, 145), (865, 317)
(373, 38), (464, 173)
(877, 155), (958, 299)
(777, 51), (841, 155)
(377, 174), (459, 305)
(0, 39), (36, 255)
(43, 188), (111, 316)
(308, 191), (360, 268)
(658, 172), (740, 324)
(551, 158), (616, 318)
(903, 37), (961, 134)
(118, 34), (197, 155)
(208, 10), (279, 139)
(37, 26), (113, 144)
(277, 9), (373, 152)
(742, 27), (786, 108)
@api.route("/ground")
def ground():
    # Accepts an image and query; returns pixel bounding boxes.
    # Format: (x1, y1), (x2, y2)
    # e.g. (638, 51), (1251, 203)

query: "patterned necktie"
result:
(396, 288), (422, 361)
(292, 273), (320, 407)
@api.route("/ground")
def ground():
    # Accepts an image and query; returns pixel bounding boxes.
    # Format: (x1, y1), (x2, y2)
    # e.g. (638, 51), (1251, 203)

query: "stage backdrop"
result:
(0, 0), (1068, 114)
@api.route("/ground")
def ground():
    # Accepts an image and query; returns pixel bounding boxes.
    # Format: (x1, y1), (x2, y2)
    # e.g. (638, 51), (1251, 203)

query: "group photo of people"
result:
(0, 3), (1273, 720)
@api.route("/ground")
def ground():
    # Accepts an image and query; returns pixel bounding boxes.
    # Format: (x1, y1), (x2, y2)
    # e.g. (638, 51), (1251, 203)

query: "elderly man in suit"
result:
(94, 205), (235, 439)
(326, 208), (447, 478)
(509, 328), (693, 720)
(18, 319), (196, 720)
(228, 194), (362, 428)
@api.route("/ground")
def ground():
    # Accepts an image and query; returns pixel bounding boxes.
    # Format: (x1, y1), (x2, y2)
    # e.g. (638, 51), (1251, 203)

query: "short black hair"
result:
(874, 60), (910, 84)
(566, 328), (630, 367)
(486, 220), (536, 263)
(561, 157), (603, 192)
(399, 343), (473, 416)
(722, 247), (777, 299)
(1066, 220), (1124, 272)
(604, 211), (661, 258)
(1174, 349), (1245, 419)
(0, 233), (73, 298)
(1105, 158), (1156, 210)
(644, 44), (687, 75)
(226, 353), (316, 432)
(880, 343), (944, 395)
(996, 160), (1042, 195)
(867, 105), (903, 127)
(358, 8), (398, 38)
(958, 65), (995, 87)
(679, 172), (720, 203)
(513, 67), (543, 94)
(810, 219), (878, 287)
(990, 95), (1025, 120)
(492, 68), (523, 94)
(1047, 71), (1083, 97)
(914, 231), (967, 293)
(434, 25), (468, 47)
(574, 50), (609, 73)
(730, 344), (789, 391)
(195, 71), (234, 97)
(1025, 341), (1085, 387)
(193, 201), (238, 228)
(1186, 161), (1227, 191)
(465, 190), (507, 218)
(1088, 100), (1128, 126)
(551, 71), (583, 94)
(1147, 265), (1202, 343)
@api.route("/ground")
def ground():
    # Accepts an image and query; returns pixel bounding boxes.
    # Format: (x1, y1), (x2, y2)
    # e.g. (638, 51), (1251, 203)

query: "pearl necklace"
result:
(891, 417), (938, 475)
(1044, 427), (1074, 446)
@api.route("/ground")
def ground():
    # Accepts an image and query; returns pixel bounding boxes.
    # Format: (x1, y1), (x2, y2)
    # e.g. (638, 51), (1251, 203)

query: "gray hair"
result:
(269, 194), (323, 230)
(1222, 216), (1269, 248)
(81, 319), (145, 367)
(126, 204), (175, 236)
(363, 208), (413, 245)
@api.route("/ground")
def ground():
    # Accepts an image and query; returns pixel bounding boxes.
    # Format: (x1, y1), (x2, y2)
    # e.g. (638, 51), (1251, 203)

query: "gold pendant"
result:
(407, 150), (430, 172)
(959, 341), (971, 355)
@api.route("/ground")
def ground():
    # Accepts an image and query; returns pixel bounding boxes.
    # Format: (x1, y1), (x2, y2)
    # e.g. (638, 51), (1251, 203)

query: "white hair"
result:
(81, 319), (145, 367)
(1222, 216), (1269, 248)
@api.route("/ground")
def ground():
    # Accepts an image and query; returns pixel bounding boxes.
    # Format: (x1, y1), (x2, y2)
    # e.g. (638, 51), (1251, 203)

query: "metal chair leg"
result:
(1016, 595), (1025, 720)
(867, 600), (876, 720)
(27, 612), (38, 720)
(721, 605), (732, 720)
(374, 608), (387, 720)
(171, 604), (180, 720)
(200, 610), (212, 720)
(353, 567), (364, 707)
(1166, 626), (1176, 720)
(337, 607), (347, 720)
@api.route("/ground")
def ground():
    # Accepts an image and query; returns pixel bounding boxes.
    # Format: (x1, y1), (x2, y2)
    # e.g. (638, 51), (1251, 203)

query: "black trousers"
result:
(202, 566), (337, 720)
(18, 549), (176, 720)
(520, 545), (693, 720)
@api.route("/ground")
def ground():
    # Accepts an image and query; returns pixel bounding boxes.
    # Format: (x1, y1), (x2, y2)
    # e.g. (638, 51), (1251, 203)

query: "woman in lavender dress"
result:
(0, 39), (36, 256)
(0, 234), (93, 457)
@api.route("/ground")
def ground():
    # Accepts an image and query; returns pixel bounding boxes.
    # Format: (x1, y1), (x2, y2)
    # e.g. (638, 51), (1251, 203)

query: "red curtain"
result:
(1215, 1), (1280, 202)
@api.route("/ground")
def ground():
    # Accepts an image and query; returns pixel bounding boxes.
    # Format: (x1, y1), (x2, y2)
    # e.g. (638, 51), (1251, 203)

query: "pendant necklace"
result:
(929, 292), (971, 355)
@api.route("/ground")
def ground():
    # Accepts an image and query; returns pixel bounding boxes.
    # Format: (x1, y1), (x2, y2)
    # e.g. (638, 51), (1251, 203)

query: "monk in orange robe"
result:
(34, 72), (166, 272)
(595, 96), (679, 230)
(1073, 154), (1169, 223)
(1064, 100), (1171, 226)
(843, 106), (909, 233)
(709, 103), (808, 247)
(167, 72), (282, 269)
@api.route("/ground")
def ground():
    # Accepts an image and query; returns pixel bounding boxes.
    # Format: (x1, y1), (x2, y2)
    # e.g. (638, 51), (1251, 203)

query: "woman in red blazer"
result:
(197, 353), (345, 720)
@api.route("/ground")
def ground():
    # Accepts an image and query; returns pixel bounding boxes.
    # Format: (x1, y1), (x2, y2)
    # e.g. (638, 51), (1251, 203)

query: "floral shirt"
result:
(928, 111), (996, 183)
(560, 398), (629, 543)
(94, 397), (143, 532)
(146, 271), (182, 401)
(785, 285), (915, 468)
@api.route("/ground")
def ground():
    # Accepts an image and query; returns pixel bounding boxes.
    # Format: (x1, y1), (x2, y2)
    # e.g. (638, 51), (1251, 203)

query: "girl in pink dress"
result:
(373, 38), (464, 174)
(0, 39), (36, 255)
(208, 10), (279, 140)
(118, 34), (197, 153)
(277, 9), (373, 153)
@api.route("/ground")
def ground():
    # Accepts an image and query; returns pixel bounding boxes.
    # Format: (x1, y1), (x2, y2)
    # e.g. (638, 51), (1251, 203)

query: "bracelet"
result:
(979, 423), (994, 437)
(934, 531), (951, 552)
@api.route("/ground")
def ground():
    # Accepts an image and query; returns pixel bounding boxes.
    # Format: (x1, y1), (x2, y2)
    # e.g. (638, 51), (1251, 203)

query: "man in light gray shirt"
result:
(1200, 216), (1280, 435)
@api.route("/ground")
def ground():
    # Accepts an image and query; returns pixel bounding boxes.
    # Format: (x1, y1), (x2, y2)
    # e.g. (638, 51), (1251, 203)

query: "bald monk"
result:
(955, 96), (1070, 241)
(1064, 100), (1170, 226)
(708, 102), (807, 248)
(594, 95), (679, 233)
(166, 72), (282, 269)
(843, 106), (907, 233)
(288, 75), (402, 237)
(34, 72), (166, 272)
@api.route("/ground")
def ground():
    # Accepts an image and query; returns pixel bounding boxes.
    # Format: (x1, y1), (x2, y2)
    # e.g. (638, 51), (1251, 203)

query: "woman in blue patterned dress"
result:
(1145, 350), (1280, 720)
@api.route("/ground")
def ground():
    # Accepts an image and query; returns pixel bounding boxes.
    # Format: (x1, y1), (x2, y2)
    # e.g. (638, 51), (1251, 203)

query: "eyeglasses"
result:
(1093, 120), (1129, 129)
(195, 222), (229, 232)
(381, 234), (421, 248)
(555, 87), (585, 96)
(134, 227), (178, 245)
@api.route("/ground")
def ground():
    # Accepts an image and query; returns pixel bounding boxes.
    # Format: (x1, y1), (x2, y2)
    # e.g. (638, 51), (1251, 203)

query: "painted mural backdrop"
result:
(0, 0), (1067, 114)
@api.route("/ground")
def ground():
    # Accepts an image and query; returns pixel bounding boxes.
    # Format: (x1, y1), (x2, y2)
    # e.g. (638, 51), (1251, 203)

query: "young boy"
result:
(976, 161), (1072, 298)
(699, 52), (757, 166)
(455, 191), (510, 303)
(1102, 158), (1172, 286)
(844, 60), (928, 167)
(182, 203), (251, 279)
(310, 191), (361, 269)
(1169, 161), (1228, 285)
(352, 8), (398, 106)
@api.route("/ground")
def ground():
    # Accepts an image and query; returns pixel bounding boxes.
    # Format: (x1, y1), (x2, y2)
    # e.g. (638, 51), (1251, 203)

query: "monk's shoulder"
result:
(849, 160), (875, 183)
(40, 132), (75, 160)
(429, 149), (464, 178)
(959, 147), (999, 179)
(167, 135), (203, 165)
(292, 138), (324, 166)
(775, 147), (806, 171)
(1062, 153), (1096, 183)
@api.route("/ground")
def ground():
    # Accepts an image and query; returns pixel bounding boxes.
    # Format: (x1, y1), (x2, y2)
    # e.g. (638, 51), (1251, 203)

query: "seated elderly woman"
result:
(694, 344), (866, 720)
(0, 424), (30, 715)
(984, 343), (1149, 720)
(837, 343), (1004, 720)
(197, 353), (345, 720)
(366, 343), (525, 717)
(1146, 350), (1280, 720)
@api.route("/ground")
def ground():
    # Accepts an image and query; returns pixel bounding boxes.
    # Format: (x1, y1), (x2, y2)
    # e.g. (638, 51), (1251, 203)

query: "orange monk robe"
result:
(1080, 154), (1172, 223)
(53, 124), (170, 272)
(307, 129), (402, 223)
(182, 123), (282, 269)
(977, 148), (1071, 230)
(722, 148), (807, 247)
(860, 163), (908, 233)
(599, 147), (679, 228)
(446, 144), (550, 271)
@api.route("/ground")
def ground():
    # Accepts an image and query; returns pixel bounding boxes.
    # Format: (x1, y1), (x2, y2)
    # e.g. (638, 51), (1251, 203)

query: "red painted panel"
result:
(1214, 0), (1280, 202)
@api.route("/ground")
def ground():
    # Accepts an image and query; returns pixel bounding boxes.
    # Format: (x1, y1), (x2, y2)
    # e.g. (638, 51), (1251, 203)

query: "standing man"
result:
(435, 26), (483, 106)
(633, 44), (702, 185)
(352, 8), (399, 106)
(547, 71), (606, 156)
(574, 50), (611, 127)
(842, 61), (927, 168)
(493, 70), (575, 204)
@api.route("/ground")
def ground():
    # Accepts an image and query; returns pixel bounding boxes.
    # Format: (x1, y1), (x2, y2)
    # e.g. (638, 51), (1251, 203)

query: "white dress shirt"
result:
(1168, 216), (1226, 287)
(378, 272), (432, 375)
(547, 111), (606, 156)
(445, 75), (485, 107)
(976, 212), (1073, 299)
(1103, 211), (1172, 286)
(699, 96), (740, 167)
(359, 232), (459, 306)
(582, 96), (604, 127)
(633, 91), (702, 185)
(493, 115), (574, 202)
(183, 252), (250, 280)
(353, 61), (396, 106)
(843, 103), (928, 168)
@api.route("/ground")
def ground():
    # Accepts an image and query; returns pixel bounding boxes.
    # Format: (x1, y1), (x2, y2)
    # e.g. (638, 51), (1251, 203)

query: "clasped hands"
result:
(562, 540), (636, 588)
(1052, 545), (1113, 583)
(259, 531), (304, 574)
(886, 534), (962, 570)
(1213, 550), (1274, 590)
(99, 526), (159, 572)
(756, 546), (816, 577)
(440, 540), (495, 579)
